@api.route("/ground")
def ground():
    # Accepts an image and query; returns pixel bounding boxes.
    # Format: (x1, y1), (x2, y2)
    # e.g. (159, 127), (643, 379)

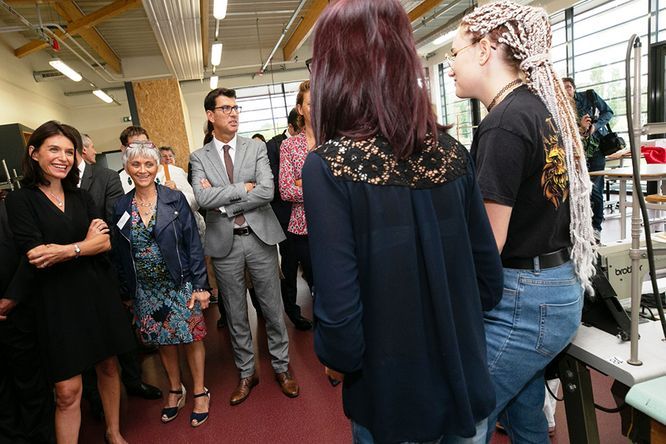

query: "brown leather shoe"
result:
(229, 374), (259, 406)
(275, 372), (299, 398)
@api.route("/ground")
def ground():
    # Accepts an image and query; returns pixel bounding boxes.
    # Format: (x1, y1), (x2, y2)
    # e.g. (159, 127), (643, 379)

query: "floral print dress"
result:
(130, 200), (207, 345)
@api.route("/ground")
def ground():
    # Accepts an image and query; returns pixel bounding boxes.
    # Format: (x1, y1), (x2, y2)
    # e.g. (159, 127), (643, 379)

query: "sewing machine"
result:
(598, 236), (666, 301)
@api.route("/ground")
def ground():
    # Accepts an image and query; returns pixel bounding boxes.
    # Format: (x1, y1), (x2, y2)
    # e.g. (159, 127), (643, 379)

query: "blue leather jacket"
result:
(113, 185), (208, 300)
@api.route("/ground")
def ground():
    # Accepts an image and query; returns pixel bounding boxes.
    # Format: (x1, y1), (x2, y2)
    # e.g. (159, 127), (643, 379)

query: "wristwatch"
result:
(74, 244), (81, 259)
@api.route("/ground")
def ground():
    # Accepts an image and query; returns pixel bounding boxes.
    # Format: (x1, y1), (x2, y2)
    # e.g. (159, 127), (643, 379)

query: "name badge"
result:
(117, 211), (130, 229)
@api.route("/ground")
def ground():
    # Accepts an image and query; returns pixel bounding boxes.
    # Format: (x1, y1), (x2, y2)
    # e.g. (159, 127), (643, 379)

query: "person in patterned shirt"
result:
(279, 80), (315, 305)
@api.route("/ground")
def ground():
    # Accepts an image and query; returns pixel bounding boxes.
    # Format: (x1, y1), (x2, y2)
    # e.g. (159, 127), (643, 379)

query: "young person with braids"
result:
(448, 1), (596, 442)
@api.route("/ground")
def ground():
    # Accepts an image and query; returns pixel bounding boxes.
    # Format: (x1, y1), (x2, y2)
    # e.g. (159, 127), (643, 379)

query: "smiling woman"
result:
(114, 140), (211, 428)
(5, 120), (136, 444)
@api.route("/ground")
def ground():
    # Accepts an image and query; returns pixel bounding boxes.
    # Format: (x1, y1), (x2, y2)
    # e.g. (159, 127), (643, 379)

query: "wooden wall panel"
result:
(132, 77), (191, 170)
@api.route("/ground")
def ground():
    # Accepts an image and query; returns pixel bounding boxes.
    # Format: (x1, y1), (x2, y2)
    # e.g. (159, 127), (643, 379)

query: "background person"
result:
(80, 134), (97, 164)
(6, 121), (134, 444)
(113, 141), (211, 427)
(279, 81), (315, 328)
(303, 1), (504, 443)
(251, 133), (266, 143)
(562, 77), (614, 242)
(266, 108), (312, 330)
(448, 1), (596, 441)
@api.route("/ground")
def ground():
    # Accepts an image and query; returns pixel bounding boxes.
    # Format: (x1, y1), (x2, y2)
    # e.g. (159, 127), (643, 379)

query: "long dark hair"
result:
(21, 120), (81, 190)
(310, 0), (438, 159)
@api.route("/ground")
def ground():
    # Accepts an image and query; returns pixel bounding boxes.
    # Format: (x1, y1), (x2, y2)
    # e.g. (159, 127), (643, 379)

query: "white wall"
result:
(0, 35), (71, 130)
(0, 32), (131, 152)
(67, 99), (132, 154)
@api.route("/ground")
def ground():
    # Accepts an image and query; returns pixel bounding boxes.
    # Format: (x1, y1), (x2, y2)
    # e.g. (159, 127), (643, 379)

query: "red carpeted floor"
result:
(80, 288), (350, 444)
(79, 284), (626, 444)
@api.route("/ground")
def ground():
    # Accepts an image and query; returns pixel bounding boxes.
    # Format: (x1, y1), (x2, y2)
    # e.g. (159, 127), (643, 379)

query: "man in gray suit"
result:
(190, 88), (299, 405)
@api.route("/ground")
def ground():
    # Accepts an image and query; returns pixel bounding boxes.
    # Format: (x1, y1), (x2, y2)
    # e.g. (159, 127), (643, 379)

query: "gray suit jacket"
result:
(190, 136), (286, 258)
(80, 163), (124, 225)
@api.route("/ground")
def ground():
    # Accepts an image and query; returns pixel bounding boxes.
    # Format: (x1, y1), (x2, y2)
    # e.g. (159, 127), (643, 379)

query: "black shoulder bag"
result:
(585, 89), (626, 156)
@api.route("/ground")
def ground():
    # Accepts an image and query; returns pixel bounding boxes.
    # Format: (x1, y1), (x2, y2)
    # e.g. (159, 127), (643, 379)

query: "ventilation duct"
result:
(142, 0), (203, 80)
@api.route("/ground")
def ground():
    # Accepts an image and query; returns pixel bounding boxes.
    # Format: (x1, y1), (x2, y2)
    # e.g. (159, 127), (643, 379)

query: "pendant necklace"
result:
(42, 187), (64, 207)
(487, 79), (523, 111)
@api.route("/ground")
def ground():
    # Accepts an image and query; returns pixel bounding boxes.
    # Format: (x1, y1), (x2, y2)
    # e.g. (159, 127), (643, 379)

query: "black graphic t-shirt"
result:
(471, 85), (571, 261)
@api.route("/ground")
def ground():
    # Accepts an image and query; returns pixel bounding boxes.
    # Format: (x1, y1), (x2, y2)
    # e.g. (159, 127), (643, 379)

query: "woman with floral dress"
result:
(113, 141), (212, 427)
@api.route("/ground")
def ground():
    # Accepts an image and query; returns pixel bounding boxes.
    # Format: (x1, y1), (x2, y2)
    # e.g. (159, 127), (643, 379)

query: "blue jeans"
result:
(484, 261), (583, 444)
(351, 419), (488, 444)
(588, 151), (606, 232)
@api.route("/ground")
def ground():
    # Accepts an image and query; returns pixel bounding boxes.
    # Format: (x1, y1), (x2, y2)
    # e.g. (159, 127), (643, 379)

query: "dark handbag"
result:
(599, 124), (626, 156)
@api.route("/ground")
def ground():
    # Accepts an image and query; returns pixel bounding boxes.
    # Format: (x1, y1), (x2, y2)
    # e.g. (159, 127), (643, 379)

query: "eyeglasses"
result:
(214, 105), (242, 114)
(305, 58), (312, 73)
(444, 42), (477, 68)
(444, 41), (497, 69)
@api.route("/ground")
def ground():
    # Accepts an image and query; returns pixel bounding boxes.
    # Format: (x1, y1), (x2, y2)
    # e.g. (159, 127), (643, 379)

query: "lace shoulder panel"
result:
(313, 132), (468, 188)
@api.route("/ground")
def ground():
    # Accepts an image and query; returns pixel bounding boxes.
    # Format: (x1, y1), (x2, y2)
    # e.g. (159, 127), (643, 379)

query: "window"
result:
(438, 63), (474, 147)
(234, 81), (305, 140)
(573, 0), (649, 138)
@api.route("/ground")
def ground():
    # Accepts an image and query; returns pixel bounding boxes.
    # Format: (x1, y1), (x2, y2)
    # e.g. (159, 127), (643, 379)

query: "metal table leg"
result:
(559, 354), (601, 444)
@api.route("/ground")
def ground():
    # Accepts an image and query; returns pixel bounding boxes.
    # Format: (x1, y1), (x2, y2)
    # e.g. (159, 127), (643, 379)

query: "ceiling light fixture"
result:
(211, 42), (223, 66)
(49, 58), (82, 82)
(213, 0), (228, 20)
(432, 30), (457, 46)
(210, 75), (219, 89)
(92, 89), (113, 104)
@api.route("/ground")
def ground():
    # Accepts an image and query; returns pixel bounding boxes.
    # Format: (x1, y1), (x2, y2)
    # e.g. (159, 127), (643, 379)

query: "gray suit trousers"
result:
(212, 232), (289, 378)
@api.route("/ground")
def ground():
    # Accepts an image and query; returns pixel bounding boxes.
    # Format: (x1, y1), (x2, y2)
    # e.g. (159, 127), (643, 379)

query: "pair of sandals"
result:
(161, 384), (210, 427)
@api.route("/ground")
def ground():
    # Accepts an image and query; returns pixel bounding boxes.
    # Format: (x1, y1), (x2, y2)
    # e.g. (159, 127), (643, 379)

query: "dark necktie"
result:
(223, 145), (246, 225)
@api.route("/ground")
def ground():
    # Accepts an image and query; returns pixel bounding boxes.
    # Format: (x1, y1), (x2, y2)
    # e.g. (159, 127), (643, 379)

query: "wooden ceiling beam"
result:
(282, 0), (328, 62)
(201, 0), (209, 68)
(408, 0), (442, 22)
(14, 0), (141, 58)
(53, 0), (122, 73)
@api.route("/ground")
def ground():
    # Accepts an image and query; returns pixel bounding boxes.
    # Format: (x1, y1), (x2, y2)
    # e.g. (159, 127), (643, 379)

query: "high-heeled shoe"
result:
(190, 388), (210, 428)
(161, 384), (186, 423)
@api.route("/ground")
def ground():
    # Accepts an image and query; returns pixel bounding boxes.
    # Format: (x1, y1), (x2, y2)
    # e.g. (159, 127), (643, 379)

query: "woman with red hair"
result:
(302, 0), (503, 442)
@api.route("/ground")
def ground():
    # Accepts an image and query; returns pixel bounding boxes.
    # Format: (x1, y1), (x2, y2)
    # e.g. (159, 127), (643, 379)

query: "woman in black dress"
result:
(5, 121), (134, 444)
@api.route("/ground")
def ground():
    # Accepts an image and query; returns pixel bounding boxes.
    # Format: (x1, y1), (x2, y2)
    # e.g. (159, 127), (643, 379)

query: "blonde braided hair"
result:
(463, 0), (596, 293)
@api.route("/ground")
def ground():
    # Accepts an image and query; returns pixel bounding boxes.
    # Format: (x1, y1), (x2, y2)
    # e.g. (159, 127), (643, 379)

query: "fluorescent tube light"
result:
(49, 58), (82, 82)
(210, 75), (219, 89)
(432, 30), (457, 46)
(92, 89), (113, 104)
(211, 42), (223, 66)
(213, 0), (228, 20)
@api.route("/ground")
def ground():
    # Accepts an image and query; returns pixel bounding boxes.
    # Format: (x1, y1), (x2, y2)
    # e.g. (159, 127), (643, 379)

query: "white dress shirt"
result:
(77, 160), (86, 188)
(212, 135), (246, 227)
(213, 134), (237, 172)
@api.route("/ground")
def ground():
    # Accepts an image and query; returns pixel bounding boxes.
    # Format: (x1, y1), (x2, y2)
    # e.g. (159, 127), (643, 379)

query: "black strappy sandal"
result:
(161, 384), (186, 423)
(190, 387), (210, 428)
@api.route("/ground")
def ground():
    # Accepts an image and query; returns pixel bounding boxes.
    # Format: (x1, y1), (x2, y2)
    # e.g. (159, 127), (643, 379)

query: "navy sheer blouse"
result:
(302, 132), (503, 443)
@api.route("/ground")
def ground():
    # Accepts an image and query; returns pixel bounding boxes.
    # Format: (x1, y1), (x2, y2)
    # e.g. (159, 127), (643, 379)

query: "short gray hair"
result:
(122, 140), (160, 167)
(82, 134), (93, 148)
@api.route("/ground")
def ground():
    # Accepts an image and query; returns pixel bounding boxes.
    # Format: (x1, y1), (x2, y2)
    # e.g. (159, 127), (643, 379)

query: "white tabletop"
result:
(589, 164), (666, 178)
(568, 320), (666, 386)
